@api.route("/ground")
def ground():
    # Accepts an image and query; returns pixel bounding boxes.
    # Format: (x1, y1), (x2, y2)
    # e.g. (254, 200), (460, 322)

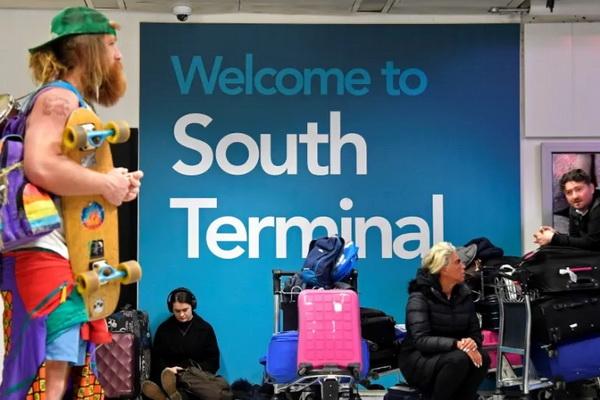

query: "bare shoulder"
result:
(31, 86), (80, 120)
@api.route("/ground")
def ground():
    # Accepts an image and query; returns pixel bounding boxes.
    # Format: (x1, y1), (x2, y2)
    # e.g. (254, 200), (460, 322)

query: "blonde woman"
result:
(398, 242), (489, 400)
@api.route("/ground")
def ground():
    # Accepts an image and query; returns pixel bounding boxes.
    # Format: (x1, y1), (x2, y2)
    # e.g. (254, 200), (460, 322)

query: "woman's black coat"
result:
(398, 269), (482, 387)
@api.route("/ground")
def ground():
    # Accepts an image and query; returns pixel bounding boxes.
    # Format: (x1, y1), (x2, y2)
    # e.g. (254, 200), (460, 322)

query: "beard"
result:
(97, 61), (127, 107)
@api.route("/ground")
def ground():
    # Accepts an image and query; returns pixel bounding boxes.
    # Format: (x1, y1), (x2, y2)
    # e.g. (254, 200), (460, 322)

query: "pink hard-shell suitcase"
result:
(297, 289), (362, 377)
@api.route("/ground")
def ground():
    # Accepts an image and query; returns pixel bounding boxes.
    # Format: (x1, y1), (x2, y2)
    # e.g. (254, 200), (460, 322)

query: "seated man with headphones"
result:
(142, 287), (221, 400)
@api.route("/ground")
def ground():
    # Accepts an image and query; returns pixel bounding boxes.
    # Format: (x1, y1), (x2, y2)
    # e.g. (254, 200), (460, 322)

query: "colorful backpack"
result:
(0, 81), (84, 251)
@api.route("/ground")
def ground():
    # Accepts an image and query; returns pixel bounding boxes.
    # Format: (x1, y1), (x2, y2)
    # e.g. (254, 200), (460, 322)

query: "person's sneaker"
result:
(161, 369), (182, 400)
(141, 380), (167, 400)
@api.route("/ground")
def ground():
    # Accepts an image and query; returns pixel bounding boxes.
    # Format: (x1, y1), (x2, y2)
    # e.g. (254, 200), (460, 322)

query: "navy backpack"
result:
(300, 236), (345, 288)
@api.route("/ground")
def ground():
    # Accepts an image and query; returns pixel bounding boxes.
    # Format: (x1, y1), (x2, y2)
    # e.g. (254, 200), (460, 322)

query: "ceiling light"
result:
(353, 0), (394, 13)
(488, 6), (529, 14)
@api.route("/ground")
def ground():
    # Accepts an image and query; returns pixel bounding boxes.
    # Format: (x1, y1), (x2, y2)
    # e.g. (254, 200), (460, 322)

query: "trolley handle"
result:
(272, 269), (298, 293)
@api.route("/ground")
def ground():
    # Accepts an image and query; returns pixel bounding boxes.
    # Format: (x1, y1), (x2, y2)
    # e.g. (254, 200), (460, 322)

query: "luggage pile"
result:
(516, 246), (600, 383)
(265, 273), (366, 400)
(263, 236), (401, 400)
(462, 238), (520, 332)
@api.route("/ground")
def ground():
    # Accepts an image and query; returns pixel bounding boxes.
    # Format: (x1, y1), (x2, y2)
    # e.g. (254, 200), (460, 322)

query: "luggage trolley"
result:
(492, 275), (553, 399)
(266, 270), (361, 400)
(272, 270), (358, 333)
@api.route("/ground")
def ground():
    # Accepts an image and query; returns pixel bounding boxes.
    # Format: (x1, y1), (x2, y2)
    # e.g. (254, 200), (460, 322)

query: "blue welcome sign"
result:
(139, 23), (520, 382)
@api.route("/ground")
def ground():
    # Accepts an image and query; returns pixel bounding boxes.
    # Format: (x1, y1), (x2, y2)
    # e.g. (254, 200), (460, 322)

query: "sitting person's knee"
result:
(441, 349), (472, 370)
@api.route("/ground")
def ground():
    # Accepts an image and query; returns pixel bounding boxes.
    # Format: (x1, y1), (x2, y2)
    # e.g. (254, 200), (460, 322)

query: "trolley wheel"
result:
(64, 125), (88, 150)
(285, 393), (302, 400)
(553, 381), (566, 391)
(348, 387), (358, 400)
(105, 120), (130, 144)
(535, 390), (553, 400)
(118, 260), (142, 285)
(77, 270), (100, 294)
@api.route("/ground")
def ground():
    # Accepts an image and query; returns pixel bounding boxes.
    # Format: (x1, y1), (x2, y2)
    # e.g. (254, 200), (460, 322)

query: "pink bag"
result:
(297, 289), (362, 377)
(482, 329), (522, 369)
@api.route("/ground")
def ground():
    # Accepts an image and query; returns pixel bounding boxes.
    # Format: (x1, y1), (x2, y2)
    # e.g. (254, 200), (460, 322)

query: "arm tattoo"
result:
(41, 96), (71, 118)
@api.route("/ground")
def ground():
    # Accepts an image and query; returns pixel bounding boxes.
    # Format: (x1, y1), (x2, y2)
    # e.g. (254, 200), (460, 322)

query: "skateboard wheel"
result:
(77, 270), (100, 294)
(118, 260), (142, 285)
(64, 125), (88, 150)
(105, 120), (130, 144)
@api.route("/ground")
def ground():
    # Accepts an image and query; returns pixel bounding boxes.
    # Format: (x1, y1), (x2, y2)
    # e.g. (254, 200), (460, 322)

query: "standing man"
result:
(1, 6), (142, 400)
(534, 169), (600, 250)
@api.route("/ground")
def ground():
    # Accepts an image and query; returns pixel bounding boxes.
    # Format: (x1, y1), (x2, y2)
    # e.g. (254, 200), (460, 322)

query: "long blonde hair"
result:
(29, 30), (118, 104)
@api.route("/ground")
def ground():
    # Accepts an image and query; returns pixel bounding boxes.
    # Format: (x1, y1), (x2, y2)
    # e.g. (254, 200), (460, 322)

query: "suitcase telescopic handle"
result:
(553, 297), (599, 310)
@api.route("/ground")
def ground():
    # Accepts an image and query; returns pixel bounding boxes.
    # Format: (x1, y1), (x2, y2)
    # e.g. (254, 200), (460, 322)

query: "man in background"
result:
(534, 168), (600, 250)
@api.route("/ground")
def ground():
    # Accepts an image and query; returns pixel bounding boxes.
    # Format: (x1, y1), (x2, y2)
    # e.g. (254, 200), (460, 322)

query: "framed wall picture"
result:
(541, 142), (600, 230)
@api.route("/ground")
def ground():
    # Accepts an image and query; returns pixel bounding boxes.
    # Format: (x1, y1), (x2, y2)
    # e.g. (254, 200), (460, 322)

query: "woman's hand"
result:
(456, 337), (477, 353)
(166, 366), (183, 374)
(465, 349), (483, 368)
(456, 338), (483, 368)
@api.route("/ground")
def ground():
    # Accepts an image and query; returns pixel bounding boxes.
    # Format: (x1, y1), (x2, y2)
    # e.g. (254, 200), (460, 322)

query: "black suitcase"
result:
(368, 345), (399, 371)
(360, 307), (399, 371)
(97, 332), (139, 398)
(360, 307), (397, 348)
(280, 286), (300, 331)
(475, 294), (500, 331)
(518, 246), (600, 294)
(105, 306), (152, 398)
(531, 294), (600, 345)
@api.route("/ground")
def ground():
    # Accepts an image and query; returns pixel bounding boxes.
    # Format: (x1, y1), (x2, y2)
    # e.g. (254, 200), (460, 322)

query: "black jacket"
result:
(398, 269), (482, 386)
(552, 190), (600, 250)
(150, 313), (220, 383)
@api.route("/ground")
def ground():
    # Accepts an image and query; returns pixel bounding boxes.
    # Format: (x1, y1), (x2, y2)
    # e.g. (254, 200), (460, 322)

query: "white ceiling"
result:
(0, 0), (599, 19)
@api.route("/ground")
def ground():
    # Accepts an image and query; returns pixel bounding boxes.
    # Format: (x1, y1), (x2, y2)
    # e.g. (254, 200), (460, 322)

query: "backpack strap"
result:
(22, 80), (88, 116)
(46, 80), (87, 107)
(0, 81), (89, 140)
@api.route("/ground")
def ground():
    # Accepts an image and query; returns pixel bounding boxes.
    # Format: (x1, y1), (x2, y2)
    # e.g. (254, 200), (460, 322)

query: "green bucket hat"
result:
(29, 6), (117, 53)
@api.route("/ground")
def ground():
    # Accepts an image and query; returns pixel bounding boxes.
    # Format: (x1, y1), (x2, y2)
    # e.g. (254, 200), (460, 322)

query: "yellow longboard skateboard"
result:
(61, 107), (142, 320)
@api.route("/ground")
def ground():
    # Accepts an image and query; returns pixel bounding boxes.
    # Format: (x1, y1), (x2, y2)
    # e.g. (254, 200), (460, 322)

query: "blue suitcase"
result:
(265, 331), (299, 383)
(531, 334), (600, 383)
(264, 331), (370, 383)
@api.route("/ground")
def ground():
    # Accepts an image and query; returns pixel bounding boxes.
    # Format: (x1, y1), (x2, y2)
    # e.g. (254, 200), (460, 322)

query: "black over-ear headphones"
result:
(166, 287), (197, 312)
